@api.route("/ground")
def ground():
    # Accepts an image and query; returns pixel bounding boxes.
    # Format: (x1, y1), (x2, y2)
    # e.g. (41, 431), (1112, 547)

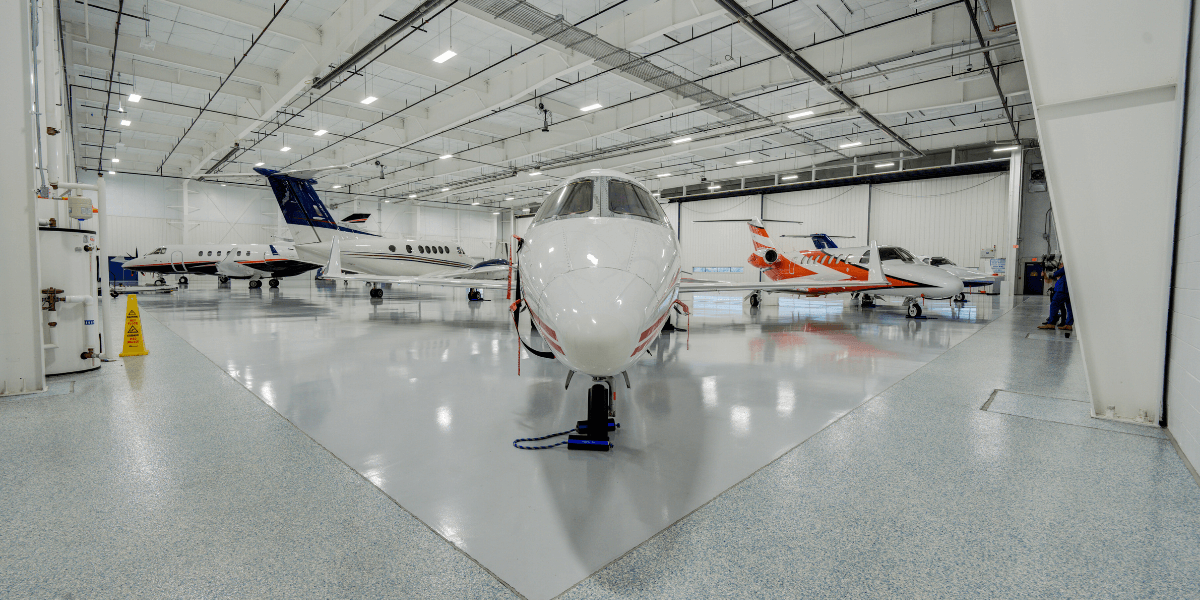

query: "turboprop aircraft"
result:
(198, 165), (505, 298)
(318, 169), (888, 452)
(122, 243), (317, 288)
(745, 225), (964, 317)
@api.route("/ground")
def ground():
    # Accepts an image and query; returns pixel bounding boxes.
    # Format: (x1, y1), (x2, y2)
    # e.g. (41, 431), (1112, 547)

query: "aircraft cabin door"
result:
(170, 250), (186, 272)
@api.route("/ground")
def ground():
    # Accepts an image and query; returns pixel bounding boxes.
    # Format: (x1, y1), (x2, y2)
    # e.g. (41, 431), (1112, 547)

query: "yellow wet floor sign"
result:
(119, 294), (149, 357)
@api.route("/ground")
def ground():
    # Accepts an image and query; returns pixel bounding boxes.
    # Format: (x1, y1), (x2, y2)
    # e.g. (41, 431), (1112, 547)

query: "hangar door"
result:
(868, 173), (1010, 269)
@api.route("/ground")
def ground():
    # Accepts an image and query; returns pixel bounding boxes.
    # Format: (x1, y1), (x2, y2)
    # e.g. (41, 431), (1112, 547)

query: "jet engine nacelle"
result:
(748, 247), (779, 269)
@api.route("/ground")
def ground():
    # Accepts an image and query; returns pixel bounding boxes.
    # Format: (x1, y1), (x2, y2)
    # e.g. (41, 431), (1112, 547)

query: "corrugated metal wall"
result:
(673, 171), (1009, 277)
(868, 173), (1009, 268)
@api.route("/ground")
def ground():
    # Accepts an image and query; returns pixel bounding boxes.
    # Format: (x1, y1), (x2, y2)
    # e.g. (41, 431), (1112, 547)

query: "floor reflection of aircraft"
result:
(744, 221), (963, 317)
(321, 169), (888, 451)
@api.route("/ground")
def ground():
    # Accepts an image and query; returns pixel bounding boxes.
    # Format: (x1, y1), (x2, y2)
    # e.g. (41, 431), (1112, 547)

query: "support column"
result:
(1013, 0), (1187, 423)
(1, 0), (46, 395)
(182, 179), (189, 244)
(1002, 148), (1023, 297)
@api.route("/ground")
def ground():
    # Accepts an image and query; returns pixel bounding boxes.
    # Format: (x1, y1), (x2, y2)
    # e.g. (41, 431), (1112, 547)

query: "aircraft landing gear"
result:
(906, 300), (923, 318)
(268, 278), (280, 288)
(249, 279), (263, 289)
(749, 292), (761, 308)
(568, 378), (618, 451)
(177, 276), (188, 285)
(154, 277), (166, 286)
(954, 292), (966, 302)
(467, 288), (483, 301)
(369, 287), (383, 298)
(859, 293), (876, 308)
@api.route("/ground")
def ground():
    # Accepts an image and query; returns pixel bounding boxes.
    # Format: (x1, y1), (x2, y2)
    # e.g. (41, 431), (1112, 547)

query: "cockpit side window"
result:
(858, 250), (871, 264)
(148, 247), (167, 256)
(895, 248), (916, 263)
(533, 179), (594, 223)
(608, 179), (666, 222)
(931, 257), (955, 267)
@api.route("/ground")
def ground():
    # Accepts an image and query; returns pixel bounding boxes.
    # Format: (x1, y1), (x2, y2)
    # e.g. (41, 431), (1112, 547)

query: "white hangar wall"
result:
(88, 172), (504, 260)
(672, 171), (1010, 277)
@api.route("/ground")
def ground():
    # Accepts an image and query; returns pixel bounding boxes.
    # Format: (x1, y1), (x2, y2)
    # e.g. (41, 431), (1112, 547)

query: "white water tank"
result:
(39, 227), (101, 375)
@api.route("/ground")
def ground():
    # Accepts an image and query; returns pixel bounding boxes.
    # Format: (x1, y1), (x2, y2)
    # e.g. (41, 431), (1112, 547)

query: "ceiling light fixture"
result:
(673, 137), (692, 144)
(781, 175), (799, 180)
(127, 93), (141, 102)
(280, 146), (291, 152)
(332, 185), (342, 189)
(409, 194), (417, 198)
(707, 185), (721, 190)
(839, 141), (863, 148)
(876, 162), (895, 168)
(255, 162), (264, 167)
(120, 119), (131, 126)
(492, 211), (500, 215)
(657, 173), (671, 177)
(472, 202), (480, 205)
(736, 159), (753, 165)
(108, 170), (115, 175)
(111, 158), (119, 163)
(505, 196), (515, 200)
(441, 187), (450, 192)
(580, 103), (603, 112)
(360, 96), (378, 105)
(652, 192), (660, 196)
(314, 129), (327, 136)
(433, 50), (457, 63)
(994, 145), (1020, 152)
(529, 171), (541, 176)
(787, 110), (814, 119)
(439, 154), (453, 160)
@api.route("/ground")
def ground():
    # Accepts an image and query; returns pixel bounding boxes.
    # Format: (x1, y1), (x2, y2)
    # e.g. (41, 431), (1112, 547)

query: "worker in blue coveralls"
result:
(1038, 263), (1073, 331)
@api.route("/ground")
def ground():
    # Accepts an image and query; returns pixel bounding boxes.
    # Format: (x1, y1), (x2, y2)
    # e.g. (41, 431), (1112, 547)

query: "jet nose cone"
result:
(537, 268), (654, 376)
(935, 269), (964, 297)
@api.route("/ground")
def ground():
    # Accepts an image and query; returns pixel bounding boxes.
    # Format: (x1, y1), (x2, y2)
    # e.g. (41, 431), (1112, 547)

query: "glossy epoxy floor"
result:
(4, 281), (1199, 599)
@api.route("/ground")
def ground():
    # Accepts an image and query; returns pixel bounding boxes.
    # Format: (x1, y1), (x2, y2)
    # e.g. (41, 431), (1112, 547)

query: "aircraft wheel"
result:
(954, 292), (965, 302)
(369, 288), (383, 298)
(249, 280), (262, 289)
(178, 276), (188, 285)
(268, 279), (279, 288)
(154, 278), (166, 286)
(860, 294), (873, 308)
(467, 289), (483, 301)
(218, 276), (229, 284)
(749, 293), (761, 308)
(907, 303), (922, 318)
(110, 290), (119, 298)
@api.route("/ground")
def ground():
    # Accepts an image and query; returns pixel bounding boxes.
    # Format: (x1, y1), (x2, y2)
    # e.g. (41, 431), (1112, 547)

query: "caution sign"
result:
(119, 294), (149, 357)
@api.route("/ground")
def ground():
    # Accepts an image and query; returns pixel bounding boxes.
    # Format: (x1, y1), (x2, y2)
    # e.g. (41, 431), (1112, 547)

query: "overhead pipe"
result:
(963, 0), (1019, 140)
(712, 0), (924, 158)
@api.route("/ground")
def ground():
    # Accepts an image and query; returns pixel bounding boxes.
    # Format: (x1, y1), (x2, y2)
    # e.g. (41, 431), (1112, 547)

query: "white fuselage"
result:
(122, 243), (314, 279)
(767, 245), (964, 299)
(296, 235), (481, 277)
(518, 213), (681, 377)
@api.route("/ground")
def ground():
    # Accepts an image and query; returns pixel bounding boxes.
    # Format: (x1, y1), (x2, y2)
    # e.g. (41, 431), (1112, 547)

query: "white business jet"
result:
(198, 165), (505, 298)
(123, 243), (316, 288)
(321, 169), (888, 451)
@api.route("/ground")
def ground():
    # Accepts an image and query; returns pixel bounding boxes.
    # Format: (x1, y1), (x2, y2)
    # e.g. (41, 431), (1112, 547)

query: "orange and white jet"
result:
(741, 218), (963, 317)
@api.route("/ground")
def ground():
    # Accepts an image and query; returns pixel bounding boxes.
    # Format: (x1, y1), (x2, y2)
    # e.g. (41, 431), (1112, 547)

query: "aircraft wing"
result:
(678, 242), (887, 293)
(321, 238), (512, 289)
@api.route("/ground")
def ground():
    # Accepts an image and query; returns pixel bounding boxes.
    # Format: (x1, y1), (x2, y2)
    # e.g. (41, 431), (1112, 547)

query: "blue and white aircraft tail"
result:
(254, 167), (379, 245)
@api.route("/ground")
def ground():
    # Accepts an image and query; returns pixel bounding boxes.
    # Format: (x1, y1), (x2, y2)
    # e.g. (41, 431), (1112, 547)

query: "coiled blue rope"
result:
(513, 428), (577, 450)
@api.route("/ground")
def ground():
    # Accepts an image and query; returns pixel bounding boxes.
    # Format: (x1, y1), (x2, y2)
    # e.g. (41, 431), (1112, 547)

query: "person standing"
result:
(1038, 263), (1072, 331)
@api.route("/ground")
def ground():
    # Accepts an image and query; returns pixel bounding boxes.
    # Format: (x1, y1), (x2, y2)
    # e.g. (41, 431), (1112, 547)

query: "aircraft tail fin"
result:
(748, 217), (774, 251)
(259, 167), (375, 245)
(811, 234), (838, 249)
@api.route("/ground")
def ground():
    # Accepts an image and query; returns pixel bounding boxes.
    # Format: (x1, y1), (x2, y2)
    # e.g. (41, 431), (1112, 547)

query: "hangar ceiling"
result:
(61, 0), (1031, 211)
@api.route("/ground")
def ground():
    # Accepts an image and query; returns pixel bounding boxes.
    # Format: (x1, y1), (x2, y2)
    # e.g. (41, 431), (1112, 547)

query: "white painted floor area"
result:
(139, 280), (1002, 599)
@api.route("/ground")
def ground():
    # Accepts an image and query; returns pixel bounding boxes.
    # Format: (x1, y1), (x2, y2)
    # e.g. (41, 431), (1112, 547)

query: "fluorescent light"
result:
(127, 93), (141, 102)
(111, 158), (119, 163)
(673, 137), (692, 144)
(505, 196), (515, 200)
(657, 173), (671, 177)
(409, 193), (417, 198)
(472, 202), (480, 205)
(736, 159), (753, 165)
(994, 145), (1020, 152)
(120, 119), (131, 126)
(314, 129), (327, 136)
(439, 154), (453, 160)
(280, 146), (291, 152)
(360, 96), (377, 105)
(332, 185), (342, 189)
(787, 110), (814, 119)
(220, 184), (226, 187)
(441, 187), (450, 192)
(255, 162), (264, 166)
(522, 208), (530, 213)
(492, 211), (500, 215)
(652, 192), (660, 196)
(875, 162), (895, 168)
(839, 141), (863, 148)
(529, 171), (541, 176)
(108, 171), (115, 174)
(433, 50), (457, 63)
(580, 103), (603, 112)
(707, 185), (720, 190)
(781, 175), (798, 180)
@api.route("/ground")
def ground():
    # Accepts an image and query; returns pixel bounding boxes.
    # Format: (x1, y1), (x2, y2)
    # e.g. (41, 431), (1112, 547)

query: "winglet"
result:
(326, 237), (343, 277)
(866, 242), (885, 284)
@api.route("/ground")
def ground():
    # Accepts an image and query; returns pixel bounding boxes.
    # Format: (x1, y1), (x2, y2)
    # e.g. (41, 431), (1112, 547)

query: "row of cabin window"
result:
(198, 250), (258, 257)
(386, 244), (456, 255)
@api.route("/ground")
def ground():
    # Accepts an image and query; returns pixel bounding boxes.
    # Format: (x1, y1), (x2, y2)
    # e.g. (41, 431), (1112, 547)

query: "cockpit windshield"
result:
(532, 179), (594, 223)
(147, 247), (167, 256)
(878, 247), (916, 263)
(930, 257), (955, 267)
(608, 179), (664, 221)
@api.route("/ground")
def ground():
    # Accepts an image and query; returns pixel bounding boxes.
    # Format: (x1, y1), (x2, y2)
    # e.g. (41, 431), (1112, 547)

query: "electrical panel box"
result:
(980, 247), (996, 259)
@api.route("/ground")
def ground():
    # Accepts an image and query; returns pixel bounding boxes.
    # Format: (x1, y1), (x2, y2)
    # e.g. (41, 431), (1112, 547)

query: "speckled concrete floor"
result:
(2, 285), (1197, 599)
